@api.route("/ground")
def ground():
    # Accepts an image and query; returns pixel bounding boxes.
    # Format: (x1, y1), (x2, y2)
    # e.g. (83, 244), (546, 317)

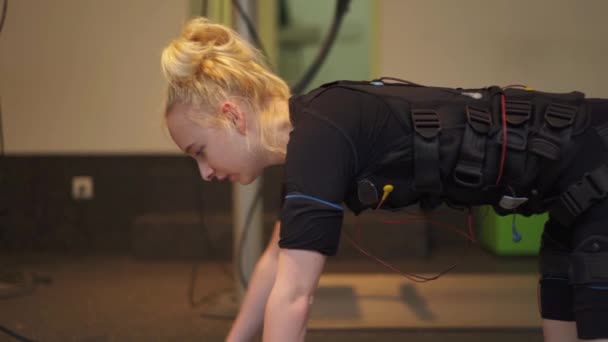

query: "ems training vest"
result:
(300, 78), (591, 217)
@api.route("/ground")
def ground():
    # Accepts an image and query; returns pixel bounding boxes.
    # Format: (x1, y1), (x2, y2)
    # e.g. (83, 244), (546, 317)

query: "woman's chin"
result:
(238, 178), (253, 185)
(236, 174), (259, 185)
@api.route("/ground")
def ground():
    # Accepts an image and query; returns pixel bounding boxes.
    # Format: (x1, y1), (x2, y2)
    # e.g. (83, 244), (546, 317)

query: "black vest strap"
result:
(499, 99), (532, 150)
(549, 164), (608, 227)
(539, 251), (570, 276)
(530, 103), (578, 160)
(453, 106), (492, 188)
(570, 252), (608, 284)
(411, 109), (442, 193)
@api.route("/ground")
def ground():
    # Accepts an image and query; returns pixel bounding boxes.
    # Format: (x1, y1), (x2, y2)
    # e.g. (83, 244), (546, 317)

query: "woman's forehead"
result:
(167, 101), (194, 117)
(166, 107), (205, 144)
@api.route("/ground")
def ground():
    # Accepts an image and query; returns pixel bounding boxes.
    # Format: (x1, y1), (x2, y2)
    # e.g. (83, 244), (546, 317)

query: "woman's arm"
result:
(263, 248), (326, 342)
(226, 221), (281, 342)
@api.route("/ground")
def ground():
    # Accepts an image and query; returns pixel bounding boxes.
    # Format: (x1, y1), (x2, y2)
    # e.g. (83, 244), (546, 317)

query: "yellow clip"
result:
(381, 184), (394, 202)
(375, 184), (394, 210)
(524, 86), (534, 91)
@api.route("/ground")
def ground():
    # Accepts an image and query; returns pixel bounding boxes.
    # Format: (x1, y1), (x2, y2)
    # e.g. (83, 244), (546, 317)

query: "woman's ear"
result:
(221, 102), (247, 135)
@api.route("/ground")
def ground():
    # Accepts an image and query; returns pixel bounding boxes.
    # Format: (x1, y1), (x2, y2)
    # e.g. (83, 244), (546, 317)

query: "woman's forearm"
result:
(262, 249), (326, 342)
(226, 222), (281, 342)
(226, 249), (278, 341)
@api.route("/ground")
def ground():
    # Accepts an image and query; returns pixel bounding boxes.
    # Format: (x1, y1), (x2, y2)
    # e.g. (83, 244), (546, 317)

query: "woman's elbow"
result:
(265, 221), (282, 259)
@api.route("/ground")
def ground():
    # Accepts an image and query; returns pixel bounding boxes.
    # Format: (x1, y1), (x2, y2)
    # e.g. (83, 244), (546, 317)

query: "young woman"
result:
(161, 17), (608, 342)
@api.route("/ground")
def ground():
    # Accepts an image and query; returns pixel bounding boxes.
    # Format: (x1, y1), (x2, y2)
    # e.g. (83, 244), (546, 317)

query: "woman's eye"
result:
(195, 148), (204, 157)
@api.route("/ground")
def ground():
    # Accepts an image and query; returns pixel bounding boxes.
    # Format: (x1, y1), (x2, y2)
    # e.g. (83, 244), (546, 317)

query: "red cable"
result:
(346, 225), (459, 282)
(379, 217), (476, 242)
(467, 211), (476, 243)
(352, 91), (510, 281)
(348, 210), (478, 282)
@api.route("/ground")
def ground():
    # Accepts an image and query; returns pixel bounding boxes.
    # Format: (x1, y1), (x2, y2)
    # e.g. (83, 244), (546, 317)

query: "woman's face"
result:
(166, 102), (265, 185)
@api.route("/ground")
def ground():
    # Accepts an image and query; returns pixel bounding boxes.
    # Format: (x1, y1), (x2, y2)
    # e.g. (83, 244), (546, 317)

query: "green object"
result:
(474, 206), (548, 256)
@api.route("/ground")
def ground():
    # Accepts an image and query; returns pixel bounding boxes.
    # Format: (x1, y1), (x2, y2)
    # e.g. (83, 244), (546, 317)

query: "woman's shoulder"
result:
(289, 83), (391, 131)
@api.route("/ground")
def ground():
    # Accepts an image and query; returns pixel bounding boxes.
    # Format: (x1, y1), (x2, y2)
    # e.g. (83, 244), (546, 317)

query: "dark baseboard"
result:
(0, 155), (466, 260)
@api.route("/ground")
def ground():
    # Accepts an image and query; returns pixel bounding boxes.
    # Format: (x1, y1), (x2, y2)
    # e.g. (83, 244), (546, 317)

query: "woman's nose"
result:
(197, 161), (214, 181)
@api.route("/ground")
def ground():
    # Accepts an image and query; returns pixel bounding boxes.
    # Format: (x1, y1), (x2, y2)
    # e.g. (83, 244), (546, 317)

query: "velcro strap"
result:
(539, 251), (571, 277)
(530, 102), (578, 160)
(550, 164), (608, 227)
(453, 106), (491, 188)
(596, 122), (608, 150)
(570, 252), (608, 284)
(412, 109), (441, 193)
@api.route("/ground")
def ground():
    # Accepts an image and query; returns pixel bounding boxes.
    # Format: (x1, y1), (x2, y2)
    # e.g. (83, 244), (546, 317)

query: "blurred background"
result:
(0, 0), (607, 341)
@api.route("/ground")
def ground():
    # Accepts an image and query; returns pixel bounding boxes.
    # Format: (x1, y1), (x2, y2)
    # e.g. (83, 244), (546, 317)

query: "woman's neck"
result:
(265, 97), (292, 166)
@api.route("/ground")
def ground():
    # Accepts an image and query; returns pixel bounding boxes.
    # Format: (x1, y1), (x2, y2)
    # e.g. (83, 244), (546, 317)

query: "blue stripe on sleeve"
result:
(284, 194), (343, 211)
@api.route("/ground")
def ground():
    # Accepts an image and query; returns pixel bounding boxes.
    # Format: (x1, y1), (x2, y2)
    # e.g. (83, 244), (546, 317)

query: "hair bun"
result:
(161, 17), (235, 85)
(182, 17), (231, 48)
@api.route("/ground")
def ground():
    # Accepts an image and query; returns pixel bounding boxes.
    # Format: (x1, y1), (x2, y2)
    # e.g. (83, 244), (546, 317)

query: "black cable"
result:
(236, 185), (263, 289)
(0, 0), (7, 155)
(230, 0), (351, 94)
(188, 182), (234, 310)
(231, 0), (269, 63)
(291, 0), (351, 94)
(0, 0), (7, 34)
(200, 0), (208, 16)
(189, 181), (262, 318)
(0, 0), (7, 224)
(223, 0), (272, 291)
(197, 287), (237, 320)
(0, 99), (4, 157)
(230, 0), (351, 289)
(278, 0), (290, 28)
(220, 0), (351, 292)
(0, 325), (36, 342)
(187, 0), (236, 307)
(0, 3), (50, 333)
(0, 271), (34, 299)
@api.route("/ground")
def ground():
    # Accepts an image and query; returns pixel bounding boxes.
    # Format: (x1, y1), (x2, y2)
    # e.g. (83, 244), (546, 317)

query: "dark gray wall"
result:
(0, 156), (468, 260)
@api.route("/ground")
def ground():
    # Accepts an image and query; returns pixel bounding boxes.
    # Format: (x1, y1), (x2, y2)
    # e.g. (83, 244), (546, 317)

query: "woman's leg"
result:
(562, 101), (608, 341)
(538, 220), (578, 342)
(560, 168), (608, 340)
(538, 96), (608, 341)
(542, 319), (578, 342)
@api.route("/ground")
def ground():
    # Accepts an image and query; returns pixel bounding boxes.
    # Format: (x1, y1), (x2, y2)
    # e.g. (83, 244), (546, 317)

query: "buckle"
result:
(583, 166), (608, 202)
(453, 162), (484, 188)
(545, 103), (577, 128)
(412, 110), (441, 139)
(561, 166), (608, 217)
(466, 106), (492, 134)
(505, 100), (531, 125)
(551, 164), (608, 226)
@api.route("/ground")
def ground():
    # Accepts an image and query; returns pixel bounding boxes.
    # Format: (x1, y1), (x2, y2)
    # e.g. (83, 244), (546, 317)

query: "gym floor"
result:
(0, 247), (543, 342)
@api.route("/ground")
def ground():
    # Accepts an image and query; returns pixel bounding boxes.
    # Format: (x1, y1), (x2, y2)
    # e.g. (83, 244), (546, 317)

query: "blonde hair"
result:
(161, 17), (291, 155)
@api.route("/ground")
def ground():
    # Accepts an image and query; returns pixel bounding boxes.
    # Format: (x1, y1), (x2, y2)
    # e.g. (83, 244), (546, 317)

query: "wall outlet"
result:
(72, 176), (94, 200)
